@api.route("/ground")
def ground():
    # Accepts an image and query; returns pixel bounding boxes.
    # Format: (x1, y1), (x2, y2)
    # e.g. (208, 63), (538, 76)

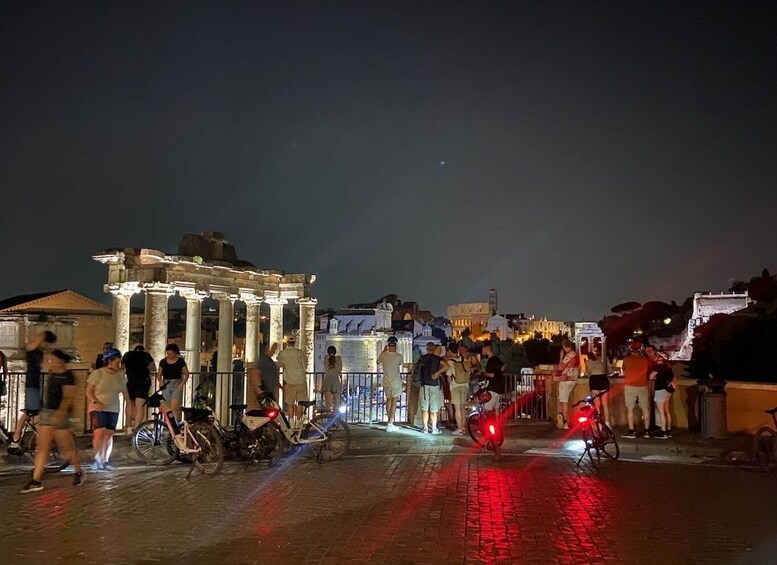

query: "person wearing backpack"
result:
(446, 342), (470, 436)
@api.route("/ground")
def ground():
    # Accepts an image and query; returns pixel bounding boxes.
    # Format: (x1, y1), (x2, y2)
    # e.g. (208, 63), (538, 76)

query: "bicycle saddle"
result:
(298, 400), (316, 408)
(230, 403), (247, 411)
(765, 408), (777, 415)
(21, 409), (39, 416)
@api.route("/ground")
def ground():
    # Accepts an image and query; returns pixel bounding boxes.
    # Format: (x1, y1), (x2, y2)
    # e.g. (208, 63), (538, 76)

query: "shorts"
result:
(162, 379), (183, 403)
(383, 376), (402, 399)
(625, 385), (649, 409)
(320, 374), (341, 395)
(558, 381), (577, 403)
(24, 387), (42, 411)
(284, 382), (308, 404)
(127, 380), (151, 401)
(654, 389), (673, 404)
(588, 374), (610, 392)
(38, 409), (71, 430)
(419, 385), (442, 412)
(450, 382), (468, 405)
(90, 410), (119, 431)
(441, 378), (451, 401)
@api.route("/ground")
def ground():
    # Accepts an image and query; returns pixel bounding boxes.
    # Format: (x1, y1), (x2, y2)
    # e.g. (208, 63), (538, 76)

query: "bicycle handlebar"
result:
(572, 389), (608, 407)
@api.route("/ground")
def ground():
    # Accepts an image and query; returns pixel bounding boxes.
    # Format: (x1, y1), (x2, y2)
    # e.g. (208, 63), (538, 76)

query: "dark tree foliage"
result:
(523, 334), (560, 366)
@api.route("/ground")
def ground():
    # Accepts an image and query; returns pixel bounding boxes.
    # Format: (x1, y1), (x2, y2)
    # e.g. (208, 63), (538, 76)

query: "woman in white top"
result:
(320, 346), (343, 412)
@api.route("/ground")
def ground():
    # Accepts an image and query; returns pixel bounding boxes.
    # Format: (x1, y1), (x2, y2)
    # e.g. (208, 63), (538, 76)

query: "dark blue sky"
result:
(1, 1), (775, 320)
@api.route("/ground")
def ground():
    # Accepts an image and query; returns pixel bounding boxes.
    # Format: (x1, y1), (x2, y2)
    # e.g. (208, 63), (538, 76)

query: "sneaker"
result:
(90, 460), (102, 471)
(20, 480), (43, 494)
(8, 440), (20, 450)
(563, 423), (569, 430)
(621, 430), (636, 439)
(420, 427), (428, 434)
(73, 471), (85, 486)
(431, 429), (442, 435)
(556, 413), (564, 429)
(643, 431), (651, 439)
(656, 431), (670, 440)
(385, 423), (397, 432)
(102, 462), (115, 471)
(452, 429), (466, 436)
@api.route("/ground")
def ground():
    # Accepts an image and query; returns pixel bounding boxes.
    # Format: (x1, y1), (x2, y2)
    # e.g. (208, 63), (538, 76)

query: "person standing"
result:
(584, 351), (610, 427)
(257, 343), (280, 402)
(377, 337), (404, 432)
(121, 345), (156, 432)
(156, 344), (189, 422)
(86, 348), (129, 470)
(417, 342), (448, 434)
(446, 342), (470, 436)
(321, 346), (343, 413)
(9, 330), (56, 450)
(555, 340), (580, 430)
(94, 341), (113, 369)
(21, 349), (83, 493)
(481, 340), (506, 415)
(650, 354), (676, 439)
(276, 337), (308, 425)
(621, 341), (651, 438)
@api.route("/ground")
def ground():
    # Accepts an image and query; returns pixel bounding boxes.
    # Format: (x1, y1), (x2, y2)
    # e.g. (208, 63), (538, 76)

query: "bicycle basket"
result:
(182, 407), (213, 422)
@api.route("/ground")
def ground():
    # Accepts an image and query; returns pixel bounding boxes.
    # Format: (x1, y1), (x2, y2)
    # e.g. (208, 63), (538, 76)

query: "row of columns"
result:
(108, 283), (317, 420)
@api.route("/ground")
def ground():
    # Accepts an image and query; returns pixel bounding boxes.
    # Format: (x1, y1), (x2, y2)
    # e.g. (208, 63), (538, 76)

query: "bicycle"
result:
(572, 390), (619, 467)
(257, 392), (350, 462)
(754, 407), (777, 472)
(191, 385), (283, 467)
(1, 404), (71, 473)
(466, 381), (504, 462)
(132, 383), (224, 476)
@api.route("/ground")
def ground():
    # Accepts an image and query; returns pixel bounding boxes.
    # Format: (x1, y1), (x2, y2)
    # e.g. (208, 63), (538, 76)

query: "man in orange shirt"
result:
(621, 341), (650, 438)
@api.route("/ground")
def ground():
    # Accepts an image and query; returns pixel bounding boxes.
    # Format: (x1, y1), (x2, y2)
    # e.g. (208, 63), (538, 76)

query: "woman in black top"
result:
(156, 343), (189, 421)
(650, 354), (675, 439)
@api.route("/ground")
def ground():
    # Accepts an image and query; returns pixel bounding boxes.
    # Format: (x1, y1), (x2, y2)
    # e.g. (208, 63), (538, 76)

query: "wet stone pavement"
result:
(1, 449), (776, 565)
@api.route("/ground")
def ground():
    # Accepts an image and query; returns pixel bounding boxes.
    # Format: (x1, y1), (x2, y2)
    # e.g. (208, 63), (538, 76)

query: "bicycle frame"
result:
(257, 394), (332, 445)
(150, 385), (202, 455)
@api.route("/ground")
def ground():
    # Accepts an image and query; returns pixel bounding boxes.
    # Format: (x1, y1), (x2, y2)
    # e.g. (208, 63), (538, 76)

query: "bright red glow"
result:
(577, 416), (588, 424)
(488, 423), (496, 435)
(267, 409), (278, 419)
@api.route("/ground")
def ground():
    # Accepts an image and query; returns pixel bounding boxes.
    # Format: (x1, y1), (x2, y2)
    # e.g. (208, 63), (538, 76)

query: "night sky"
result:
(1, 1), (776, 321)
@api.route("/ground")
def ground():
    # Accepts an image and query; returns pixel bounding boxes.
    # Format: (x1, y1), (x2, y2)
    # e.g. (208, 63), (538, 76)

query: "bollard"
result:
(701, 391), (728, 439)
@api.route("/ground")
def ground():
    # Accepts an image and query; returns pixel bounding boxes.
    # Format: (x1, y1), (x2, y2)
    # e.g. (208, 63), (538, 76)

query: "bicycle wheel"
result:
(599, 422), (620, 461)
(24, 431), (70, 473)
(191, 422), (224, 475)
(239, 424), (283, 466)
(303, 414), (351, 461)
(466, 412), (486, 448)
(132, 419), (176, 465)
(754, 427), (776, 472)
(581, 427), (599, 467)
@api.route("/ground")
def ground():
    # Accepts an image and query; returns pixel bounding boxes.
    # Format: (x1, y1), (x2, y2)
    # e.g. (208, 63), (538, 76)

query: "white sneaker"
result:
(563, 423), (569, 430)
(386, 423), (397, 432)
(452, 429), (466, 436)
(431, 429), (442, 435)
(420, 427), (428, 434)
(556, 413), (564, 429)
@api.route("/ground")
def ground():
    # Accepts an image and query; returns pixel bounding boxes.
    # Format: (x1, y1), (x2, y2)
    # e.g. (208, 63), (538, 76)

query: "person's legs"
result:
(55, 428), (81, 474)
(323, 391), (333, 412)
(560, 401), (568, 426)
(639, 387), (650, 431)
(133, 398), (146, 429)
(12, 412), (29, 443)
(92, 426), (103, 467)
(102, 431), (114, 464)
(387, 396), (397, 424)
(601, 393), (611, 425)
(625, 386), (636, 431)
(664, 398), (672, 431)
(170, 397), (182, 423)
(454, 403), (465, 431)
(31, 425), (54, 482)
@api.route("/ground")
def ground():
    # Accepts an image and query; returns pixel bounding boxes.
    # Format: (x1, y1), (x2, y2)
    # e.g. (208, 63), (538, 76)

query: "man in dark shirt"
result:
(417, 342), (448, 434)
(256, 343), (280, 403)
(122, 345), (156, 431)
(10, 330), (56, 450)
(482, 340), (505, 414)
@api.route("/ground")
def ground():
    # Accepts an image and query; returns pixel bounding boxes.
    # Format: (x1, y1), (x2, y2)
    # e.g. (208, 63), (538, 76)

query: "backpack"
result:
(411, 360), (423, 388)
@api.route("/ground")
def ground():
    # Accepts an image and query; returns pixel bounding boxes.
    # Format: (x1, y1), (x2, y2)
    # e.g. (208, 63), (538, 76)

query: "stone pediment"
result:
(0, 290), (111, 316)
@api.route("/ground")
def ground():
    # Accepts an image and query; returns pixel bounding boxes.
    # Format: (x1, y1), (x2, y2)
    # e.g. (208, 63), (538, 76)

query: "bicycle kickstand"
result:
(576, 448), (587, 467)
(186, 456), (198, 479)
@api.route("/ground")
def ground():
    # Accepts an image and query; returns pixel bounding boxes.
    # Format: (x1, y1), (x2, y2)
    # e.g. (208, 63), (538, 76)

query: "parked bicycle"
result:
(256, 392), (350, 462)
(1, 403), (71, 472)
(572, 390), (619, 467)
(754, 407), (777, 472)
(191, 384), (283, 467)
(131, 383), (224, 476)
(466, 381), (503, 462)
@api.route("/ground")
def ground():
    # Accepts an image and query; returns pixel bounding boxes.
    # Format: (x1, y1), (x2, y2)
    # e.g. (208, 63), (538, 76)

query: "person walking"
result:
(650, 353), (676, 439)
(276, 337), (308, 426)
(121, 345), (156, 432)
(156, 344), (189, 422)
(9, 330), (56, 451)
(584, 351), (610, 427)
(86, 348), (129, 470)
(377, 336), (404, 431)
(621, 341), (651, 438)
(321, 346), (343, 413)
(556, 339), (580, 430)
(417, 342), (448, 434)
(21, 349), (83, 493)
(446, 342), (470, 436)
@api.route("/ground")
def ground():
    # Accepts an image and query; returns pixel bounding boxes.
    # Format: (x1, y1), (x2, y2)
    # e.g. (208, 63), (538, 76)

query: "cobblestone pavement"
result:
(1, 449), (776, 565)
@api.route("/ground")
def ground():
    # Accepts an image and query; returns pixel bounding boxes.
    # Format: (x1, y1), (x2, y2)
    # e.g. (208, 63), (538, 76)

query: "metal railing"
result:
(503, 371), (551, 421)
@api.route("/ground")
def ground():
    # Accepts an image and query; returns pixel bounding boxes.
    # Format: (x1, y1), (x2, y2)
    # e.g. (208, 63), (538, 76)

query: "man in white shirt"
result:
(377, 336), (404, 432)
(276, 337), (308, 424)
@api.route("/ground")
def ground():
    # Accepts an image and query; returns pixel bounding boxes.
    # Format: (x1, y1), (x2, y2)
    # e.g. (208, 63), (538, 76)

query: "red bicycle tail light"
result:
(207, 416), (215, 425)
(488, 424), (496, 436)
(577, 416), (588, 424)
(267, 409), (278, 420)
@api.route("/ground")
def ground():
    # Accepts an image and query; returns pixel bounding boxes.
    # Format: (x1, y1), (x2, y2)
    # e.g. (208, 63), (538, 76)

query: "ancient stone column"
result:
(143, 284), (172, 365)
(298, 298), (317, 374)
(243, 296), (261, 366)
(266, 297), (286, 360)
(109, 283), (138, 355)
(215, 293), (236, 423)
(182, 292), (204, 372)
